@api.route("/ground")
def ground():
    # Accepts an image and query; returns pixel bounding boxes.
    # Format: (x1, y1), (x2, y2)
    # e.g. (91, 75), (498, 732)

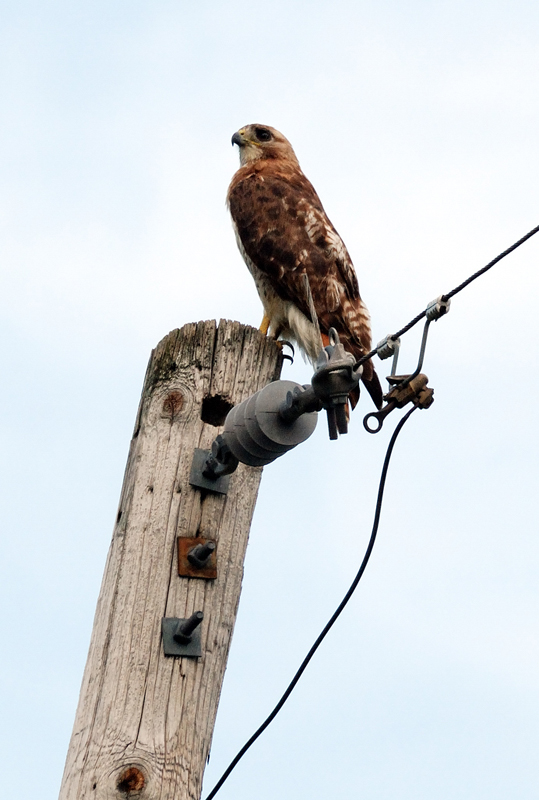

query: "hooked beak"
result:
(231, 130), (244, 147)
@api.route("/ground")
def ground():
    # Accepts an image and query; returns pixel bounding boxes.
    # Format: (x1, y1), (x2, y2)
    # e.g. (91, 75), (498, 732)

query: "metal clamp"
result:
(376, 335), (401, 376)
(363, 373), (434, 433)
(426, 295), (451, 321)
(311, 328), (363, 439)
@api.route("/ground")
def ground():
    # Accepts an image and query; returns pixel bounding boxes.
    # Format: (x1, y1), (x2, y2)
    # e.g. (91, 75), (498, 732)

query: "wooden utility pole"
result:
(59, 320), (282, 800)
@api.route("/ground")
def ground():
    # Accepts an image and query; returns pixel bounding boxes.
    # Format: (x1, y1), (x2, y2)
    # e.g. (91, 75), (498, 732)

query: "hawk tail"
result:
(360, 364), (384, 410)
(348, 363), (383, 411)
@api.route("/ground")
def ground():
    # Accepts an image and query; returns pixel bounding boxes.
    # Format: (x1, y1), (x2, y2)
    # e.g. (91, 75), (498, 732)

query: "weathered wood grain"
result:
(59, 320), (282, 800)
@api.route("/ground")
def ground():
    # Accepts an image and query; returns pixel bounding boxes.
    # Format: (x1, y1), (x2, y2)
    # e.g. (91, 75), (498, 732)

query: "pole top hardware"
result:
(312, 328), (363, 439)
(426, 295), (451, 321)
(363, 373), (434, 434)
(190, 380), (319, 494)
(364, 303), (442, 434)
(375, 335), (401, 377)
(376, 335), (401, 360)
(190, 328), (365, 493)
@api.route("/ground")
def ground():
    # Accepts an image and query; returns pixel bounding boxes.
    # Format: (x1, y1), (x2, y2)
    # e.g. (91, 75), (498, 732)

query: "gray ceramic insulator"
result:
(222, 380), (318, 467)
(223, 397), (275, 467)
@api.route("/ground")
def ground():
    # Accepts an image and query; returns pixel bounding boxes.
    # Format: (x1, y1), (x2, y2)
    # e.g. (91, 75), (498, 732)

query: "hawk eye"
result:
(255, 127), (272, 142)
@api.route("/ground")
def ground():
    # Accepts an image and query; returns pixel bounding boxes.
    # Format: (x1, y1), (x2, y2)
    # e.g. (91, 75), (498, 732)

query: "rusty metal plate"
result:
(178, 536), (217, 580)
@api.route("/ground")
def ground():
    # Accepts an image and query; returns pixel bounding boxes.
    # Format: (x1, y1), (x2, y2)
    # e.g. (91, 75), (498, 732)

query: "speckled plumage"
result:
(227, 124), (383, 409)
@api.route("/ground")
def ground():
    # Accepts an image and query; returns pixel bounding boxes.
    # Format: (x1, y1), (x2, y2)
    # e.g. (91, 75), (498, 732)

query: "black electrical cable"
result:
(204, 222), (539, 799)
(354, 221), (539, 369)
(442, 221), (539, 301)
(203, 405), (418, 800)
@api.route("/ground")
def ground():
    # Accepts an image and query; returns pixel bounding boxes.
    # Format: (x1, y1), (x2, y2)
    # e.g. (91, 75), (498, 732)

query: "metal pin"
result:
(335, 403), (348, 435)
(173, 611), (204, 644)
(326, 407), (338, 440)
(187, 542), (216, 569)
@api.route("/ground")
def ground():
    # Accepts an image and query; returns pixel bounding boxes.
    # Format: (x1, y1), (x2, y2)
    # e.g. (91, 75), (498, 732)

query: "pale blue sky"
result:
(1, 2), (538, 798)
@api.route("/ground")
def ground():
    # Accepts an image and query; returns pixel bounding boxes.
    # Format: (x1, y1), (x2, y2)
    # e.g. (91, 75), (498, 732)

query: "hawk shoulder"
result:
(228, 164), (359, 322)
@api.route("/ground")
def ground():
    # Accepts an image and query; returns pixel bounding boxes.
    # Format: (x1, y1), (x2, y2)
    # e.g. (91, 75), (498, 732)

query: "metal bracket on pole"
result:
(177, 537), (217, 580)
(162, 612), (204, 658)
(189, 447), (235, 494)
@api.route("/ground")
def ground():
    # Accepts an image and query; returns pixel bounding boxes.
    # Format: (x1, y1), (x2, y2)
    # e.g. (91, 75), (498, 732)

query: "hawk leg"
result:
(260, 321), (294, 362)
(259, 314), (271, 336)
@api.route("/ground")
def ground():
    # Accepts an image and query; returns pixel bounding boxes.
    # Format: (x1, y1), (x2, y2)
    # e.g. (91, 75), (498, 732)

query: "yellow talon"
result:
(259, 315), (270, 336)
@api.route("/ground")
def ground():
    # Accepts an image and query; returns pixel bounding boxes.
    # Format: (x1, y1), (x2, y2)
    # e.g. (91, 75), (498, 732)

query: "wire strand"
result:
(441, 221), (539, 301)
(203, 405), (418, 800)
(354, 221), (539, 369)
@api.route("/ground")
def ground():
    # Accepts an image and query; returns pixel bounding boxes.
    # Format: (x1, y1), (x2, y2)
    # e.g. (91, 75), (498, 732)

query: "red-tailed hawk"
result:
(227, 123), (383, 409)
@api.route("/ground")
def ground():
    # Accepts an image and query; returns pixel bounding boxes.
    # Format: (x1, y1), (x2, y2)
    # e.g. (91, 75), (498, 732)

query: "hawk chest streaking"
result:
(227, 123), (383, 409)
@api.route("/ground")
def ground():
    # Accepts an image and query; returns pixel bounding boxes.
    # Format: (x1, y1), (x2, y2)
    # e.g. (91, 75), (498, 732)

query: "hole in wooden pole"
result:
(117, 766), (145, 793)
(201, 394), (233, 427)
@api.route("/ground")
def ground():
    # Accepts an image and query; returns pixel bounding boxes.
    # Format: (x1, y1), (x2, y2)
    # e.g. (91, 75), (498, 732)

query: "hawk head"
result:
(231, 124), (300, 167)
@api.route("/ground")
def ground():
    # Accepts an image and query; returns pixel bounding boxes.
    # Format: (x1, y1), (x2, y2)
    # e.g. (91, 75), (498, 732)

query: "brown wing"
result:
(228, 164), (379, 372)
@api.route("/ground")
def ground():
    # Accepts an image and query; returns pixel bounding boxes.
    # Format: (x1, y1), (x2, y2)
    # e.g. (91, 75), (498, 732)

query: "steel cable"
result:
(354, 221), (539, 369)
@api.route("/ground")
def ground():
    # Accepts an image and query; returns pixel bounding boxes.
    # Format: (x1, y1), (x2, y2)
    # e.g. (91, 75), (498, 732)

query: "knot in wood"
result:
(162, 391), (184, 422)
(117, 766), (145, 793)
